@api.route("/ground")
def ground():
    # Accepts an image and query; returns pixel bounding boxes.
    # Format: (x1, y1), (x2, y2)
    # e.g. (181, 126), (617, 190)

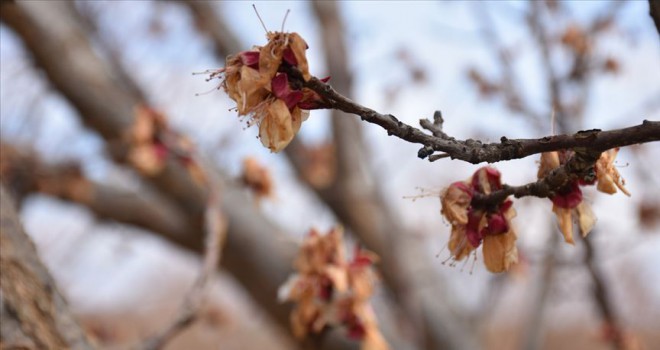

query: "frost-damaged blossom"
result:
(440, 167), (518, 273)
(538, 149), (629, 244)
(240, 156), (274, 201)
(278, 228), (389, 350)
(127, 106), (207, 185)
(209, 32), (328, 153)
(595, 148), (630, 196)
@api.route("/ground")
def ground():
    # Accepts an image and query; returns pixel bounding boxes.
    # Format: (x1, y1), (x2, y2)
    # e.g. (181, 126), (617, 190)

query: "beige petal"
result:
(447, 225), (474, 261)
(483, 230), (518, 273)
(291, 107), (304, 134)
(576, 202), (596, 237)
(553, 205), (574, 244)
(260, 33), (287, 83)
(538, 152), (560, 179)
(259, 99), (295, 152)
(324, 266), (348, 293)
(596, 149), (630, 196)
(132, 107), (155, 143)
(440, 182), (471, 225)
(128, 144), (164, 176)
(236, 66), (269, 115)
(288, 32), (311, 81)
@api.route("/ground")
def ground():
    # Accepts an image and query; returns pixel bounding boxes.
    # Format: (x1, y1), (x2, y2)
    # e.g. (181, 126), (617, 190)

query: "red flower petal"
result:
(283, 47), (298, 66)
(485, 212), (508, 235)
(466, 209), (484, 247)
(239, 51), (260, 69)
(271, 73), (303, 109)
(551, 182), (583, 209)
(471, 166), (503, 193)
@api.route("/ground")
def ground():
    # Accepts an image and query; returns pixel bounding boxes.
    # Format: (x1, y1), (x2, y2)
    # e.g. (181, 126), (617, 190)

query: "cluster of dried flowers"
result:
(440, 167), (518, 273)
(209, 31), (327, 153)
(127, 106), (206, 185)
(278, 228), (389, 350)
(539, 149), (629, 245)
(440, 149), (629, 273)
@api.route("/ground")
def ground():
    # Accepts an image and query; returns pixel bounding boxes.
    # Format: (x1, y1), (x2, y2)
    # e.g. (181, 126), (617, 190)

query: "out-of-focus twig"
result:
(472, 3), (545, 128)
(521, 226), (559, 350)
(142, 188), (227, 350)
(580, 231), (625, 350)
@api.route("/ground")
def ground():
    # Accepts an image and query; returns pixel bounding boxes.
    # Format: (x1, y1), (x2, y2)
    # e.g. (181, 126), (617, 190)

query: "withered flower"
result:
(240, 156), (274, 200)
(278, 228), (389, 349)
(209, 31), (328, 153)
(538, 148), (629, 244)
(538, 151), (596, 244)
(127, 106), (170, 176)
(440, 167), (518, 273)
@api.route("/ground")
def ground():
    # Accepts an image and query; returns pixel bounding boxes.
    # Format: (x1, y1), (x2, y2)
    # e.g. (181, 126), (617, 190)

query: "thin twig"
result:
(142, 179), (226, 350)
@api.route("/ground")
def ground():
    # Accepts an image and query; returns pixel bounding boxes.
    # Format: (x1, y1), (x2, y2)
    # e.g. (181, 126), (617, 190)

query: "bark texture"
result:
(0, 186), (96, 350)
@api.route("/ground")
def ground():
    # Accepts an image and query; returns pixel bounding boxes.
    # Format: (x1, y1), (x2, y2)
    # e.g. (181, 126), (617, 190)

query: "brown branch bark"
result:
(649, 0), (660, 37)
(0, 185), (96, 350)
(0, 143), (192, 246)
(0, 3), (355, 349)
(0, 142), (226, 350)
(579, 232), (625, 350)
(287, 69), (660, 164)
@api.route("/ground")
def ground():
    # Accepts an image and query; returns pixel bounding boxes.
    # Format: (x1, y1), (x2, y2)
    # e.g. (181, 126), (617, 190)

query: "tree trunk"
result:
(0, 186), (96, 349)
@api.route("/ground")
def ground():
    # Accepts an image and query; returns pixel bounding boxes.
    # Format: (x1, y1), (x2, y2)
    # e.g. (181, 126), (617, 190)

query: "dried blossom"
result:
(561, 23), (590, 55)
(208, 30), (328, 152)
(127, 106), (206, 186)
(538, 151), (595, 243)
(538, 149), (630, 244)
(278, 228), (389, 349)
(240, 156), (274, 200)
(440, 167), (518, 273)
(127, 106), (170, 176)
(595, 148), (630, 196)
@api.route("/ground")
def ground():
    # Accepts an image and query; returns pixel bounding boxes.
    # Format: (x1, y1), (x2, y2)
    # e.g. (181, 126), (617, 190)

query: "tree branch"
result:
(648, 0), (660, 37)
(288, 70), (660, 164)
(0, 143), (192, 246)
